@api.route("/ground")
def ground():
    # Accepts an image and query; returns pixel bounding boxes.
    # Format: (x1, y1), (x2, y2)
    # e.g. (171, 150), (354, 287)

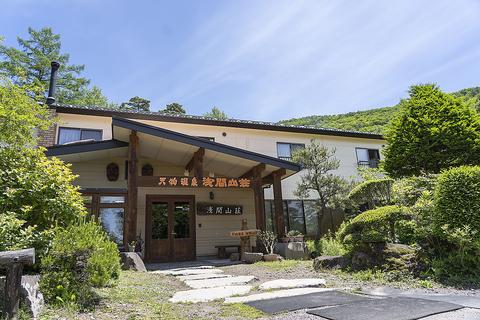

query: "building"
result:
(40, 64), (384, 262)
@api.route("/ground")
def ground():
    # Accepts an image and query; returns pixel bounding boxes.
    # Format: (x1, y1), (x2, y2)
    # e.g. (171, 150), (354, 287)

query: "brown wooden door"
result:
(145, 195), (196, 262)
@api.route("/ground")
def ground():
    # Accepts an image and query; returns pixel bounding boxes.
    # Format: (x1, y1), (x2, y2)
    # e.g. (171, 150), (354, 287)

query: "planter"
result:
(263, 253), (279, 262)
(280, 236), (304, 243)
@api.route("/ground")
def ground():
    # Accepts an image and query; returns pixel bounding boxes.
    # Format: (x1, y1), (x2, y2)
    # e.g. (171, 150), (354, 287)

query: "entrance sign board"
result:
(137, 176), (252, 188)
(230, 229), (259, 237)
(197, 203), (243, 215)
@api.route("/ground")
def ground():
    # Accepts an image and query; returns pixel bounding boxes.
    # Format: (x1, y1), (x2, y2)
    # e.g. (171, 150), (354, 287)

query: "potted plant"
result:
(127, 240), (136, 252)
(257, 231), (278, 261)
(286, 230), (304, 242)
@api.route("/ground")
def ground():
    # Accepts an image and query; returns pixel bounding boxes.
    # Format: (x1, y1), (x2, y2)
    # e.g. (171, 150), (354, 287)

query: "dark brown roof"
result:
(51, 104), (384, 140)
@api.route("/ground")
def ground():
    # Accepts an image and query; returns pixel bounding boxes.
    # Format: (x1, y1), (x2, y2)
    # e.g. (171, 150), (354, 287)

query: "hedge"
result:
(348, 178), (394, 208)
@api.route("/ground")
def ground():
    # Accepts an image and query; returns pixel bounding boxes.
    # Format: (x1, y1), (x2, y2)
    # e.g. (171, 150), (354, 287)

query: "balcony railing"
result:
(358, 160), (379, 168)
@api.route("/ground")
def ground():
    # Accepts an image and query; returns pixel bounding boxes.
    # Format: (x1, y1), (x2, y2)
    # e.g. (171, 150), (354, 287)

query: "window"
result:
(355, 148), (380, 168)
(58, 127), (102, 145)
(277, 143), (305, 161)
(82, 192), (126, 246)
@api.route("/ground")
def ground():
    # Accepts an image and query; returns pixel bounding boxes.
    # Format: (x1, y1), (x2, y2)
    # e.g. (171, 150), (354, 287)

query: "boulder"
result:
(313, 255), (349, 270)
(243, 252), (263, 264)
(120, 252), (147, 272)
(351, 251), (374, 270)
(275, 242), (308, 260)
(0, 275), (44, 319)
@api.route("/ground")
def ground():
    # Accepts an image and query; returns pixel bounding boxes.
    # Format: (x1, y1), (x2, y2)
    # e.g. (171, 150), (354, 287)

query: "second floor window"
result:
(277, 142), (305, 161)
(58, 127), (102, 145)
(356, 148), (380, 168)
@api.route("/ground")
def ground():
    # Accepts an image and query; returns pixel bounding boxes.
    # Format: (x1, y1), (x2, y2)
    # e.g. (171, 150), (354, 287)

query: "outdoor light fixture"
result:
(209, 191), (215, 200)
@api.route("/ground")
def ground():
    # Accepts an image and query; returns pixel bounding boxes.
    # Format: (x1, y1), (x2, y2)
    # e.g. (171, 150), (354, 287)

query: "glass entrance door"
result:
(145, 196), (195, 262)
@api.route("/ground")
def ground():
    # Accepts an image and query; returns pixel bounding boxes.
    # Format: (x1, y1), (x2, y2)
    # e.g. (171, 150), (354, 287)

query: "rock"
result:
(0, 275), (44, 319)
(185, 275), (255, 289)
(230, 252), (240, 261)
(169, 285), (253, 303)
(313, 255), (349, 270)
(259, 278), (326, 290)
(244, 252), (263, 264)
(263, 253), (281, 262)
(352, 251), (374, 270)
(120, 252), (147, 272)
(275, 242), (308, 260)
(224, 288), (334, 304)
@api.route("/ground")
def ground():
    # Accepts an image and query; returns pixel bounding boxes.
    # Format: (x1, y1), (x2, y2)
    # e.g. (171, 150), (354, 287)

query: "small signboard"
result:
(138, 176), (252, 189)
(197, 203), (243, 215)
(230, 229), (259, 237)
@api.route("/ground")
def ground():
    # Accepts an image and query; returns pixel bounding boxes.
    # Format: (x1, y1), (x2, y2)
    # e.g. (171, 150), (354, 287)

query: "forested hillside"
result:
(278, 87), (480, 134)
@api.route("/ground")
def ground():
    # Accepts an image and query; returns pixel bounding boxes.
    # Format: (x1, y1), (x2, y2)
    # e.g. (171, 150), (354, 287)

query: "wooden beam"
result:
(186, 147), (205, 177)
(240, 163), (266, 179)
(272, 169), (286, 237)
(262, 168), (286, 185)
(126, 130), (138, 245)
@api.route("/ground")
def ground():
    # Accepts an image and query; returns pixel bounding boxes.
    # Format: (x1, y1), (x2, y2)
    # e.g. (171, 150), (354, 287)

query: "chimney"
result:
(46, 61), (60, 105)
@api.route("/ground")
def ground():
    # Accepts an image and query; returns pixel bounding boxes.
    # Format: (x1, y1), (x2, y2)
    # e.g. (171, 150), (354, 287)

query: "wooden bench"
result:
(215, 245), (241, 259)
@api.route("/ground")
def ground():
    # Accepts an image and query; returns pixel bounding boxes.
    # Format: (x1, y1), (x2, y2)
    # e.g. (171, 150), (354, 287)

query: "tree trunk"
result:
(329, 208), (335, 233)
(316, 206), (326, 240)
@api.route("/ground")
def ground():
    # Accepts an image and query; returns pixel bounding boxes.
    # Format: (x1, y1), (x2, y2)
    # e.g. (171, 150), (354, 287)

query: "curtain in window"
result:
(277, 143), (291, 158)
(356, 148), (369, 163)
(58, 128), (81, 144)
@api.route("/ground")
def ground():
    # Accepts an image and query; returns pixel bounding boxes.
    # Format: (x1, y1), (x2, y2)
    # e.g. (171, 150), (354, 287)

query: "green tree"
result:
(204, 106), (228, 120)
(383, 84), (480, 177)
(0, 27), (110, 106)
(0, 78), (52, 146)
(163, 102), (186, 115)
(293, 140), (348, 239)
(120, 96), (150, 112)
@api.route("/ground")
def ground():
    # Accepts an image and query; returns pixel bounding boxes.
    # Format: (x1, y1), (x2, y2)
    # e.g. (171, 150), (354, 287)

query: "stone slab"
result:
(153, 268), (223, 276)
(224, 288), (334, 304)
(120, 252), (147, 272)
(259, 278), (326, 290)
(169, 285), (253, 303)
(185, 275), (255, 289)
(178, 273), (232, 281)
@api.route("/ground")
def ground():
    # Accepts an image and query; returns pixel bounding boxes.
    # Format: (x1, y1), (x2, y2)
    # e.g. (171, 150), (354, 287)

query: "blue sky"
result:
(1, 0), (480, 121)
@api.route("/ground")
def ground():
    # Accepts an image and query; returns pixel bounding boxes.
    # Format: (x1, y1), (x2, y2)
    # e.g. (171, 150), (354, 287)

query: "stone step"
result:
(169, 285), (253, 303)
(224, 288), (334, 304)
(185, 275), (256, 289)
(178, 273), (232, 281)
(259, 278), (326, 290)
(154, 268), (223, 276)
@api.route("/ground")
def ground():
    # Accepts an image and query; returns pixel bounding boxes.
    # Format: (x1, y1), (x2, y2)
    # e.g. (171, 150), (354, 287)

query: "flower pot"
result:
(293, 236), (304, 242)
(263, 253), (279, 262)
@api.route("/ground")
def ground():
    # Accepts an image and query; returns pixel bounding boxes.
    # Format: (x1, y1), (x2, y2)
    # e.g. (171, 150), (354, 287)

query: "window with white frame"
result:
(58, 127), (102, 145)
(277, 142), (305, 161)
(355, 148), (380, 168)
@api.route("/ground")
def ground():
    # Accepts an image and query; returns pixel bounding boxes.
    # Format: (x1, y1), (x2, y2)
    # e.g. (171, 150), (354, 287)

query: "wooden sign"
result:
(197, 203), (243, 215)
(138, 176), (252, 188)
(230, 229), (259, 237)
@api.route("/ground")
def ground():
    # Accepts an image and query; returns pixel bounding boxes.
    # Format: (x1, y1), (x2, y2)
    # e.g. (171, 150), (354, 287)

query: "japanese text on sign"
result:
(156, 176), (251, 188)
(197, 203), (243, 215)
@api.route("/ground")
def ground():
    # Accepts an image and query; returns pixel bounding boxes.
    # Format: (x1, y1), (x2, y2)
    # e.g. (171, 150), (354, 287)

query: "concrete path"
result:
(155, 268), (224, 276)
(177, 273), (232, 281)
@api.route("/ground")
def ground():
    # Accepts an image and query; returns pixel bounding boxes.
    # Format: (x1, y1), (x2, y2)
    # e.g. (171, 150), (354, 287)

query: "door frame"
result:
(145, 195), (196, 262)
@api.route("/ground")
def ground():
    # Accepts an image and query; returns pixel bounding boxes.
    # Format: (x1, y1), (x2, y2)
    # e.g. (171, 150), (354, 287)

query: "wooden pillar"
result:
(272, 169), (286, 238)
(186, 148), (204, 178)
(127, 131), (138, 245)
(252, 165), (266, 231)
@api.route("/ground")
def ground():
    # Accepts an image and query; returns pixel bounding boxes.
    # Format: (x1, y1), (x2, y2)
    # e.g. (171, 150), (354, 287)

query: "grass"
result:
(220, 304), (264, 319)
(253, 259), (301, 271)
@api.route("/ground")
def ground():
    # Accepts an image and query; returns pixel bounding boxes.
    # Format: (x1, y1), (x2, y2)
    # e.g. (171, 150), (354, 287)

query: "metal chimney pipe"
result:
(46, 61), (60, 105)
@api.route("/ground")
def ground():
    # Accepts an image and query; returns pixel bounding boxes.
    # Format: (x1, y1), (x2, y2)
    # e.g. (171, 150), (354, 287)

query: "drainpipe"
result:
(46, 61), (60, 105)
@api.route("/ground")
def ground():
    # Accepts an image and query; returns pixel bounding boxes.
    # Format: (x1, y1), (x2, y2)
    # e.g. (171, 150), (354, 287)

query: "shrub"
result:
(337, 205), (410, 250)
(434, 166), (480, 237)
(257, 231), (277, 254)
(40, 221), (120, 309)
(392, 174), (437, 207)
(0, 147), (87, 259)
(348, 178), (394, 209)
